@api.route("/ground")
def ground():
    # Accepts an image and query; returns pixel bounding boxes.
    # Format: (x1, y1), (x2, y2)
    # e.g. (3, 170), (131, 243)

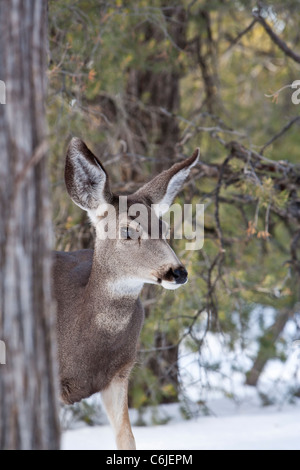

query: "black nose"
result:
(172, 267), (188, 284)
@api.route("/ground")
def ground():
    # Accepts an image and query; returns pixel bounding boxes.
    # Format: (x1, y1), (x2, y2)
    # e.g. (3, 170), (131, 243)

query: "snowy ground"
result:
(62, 399), (300, 450)
(62, 401), (300, 450)
(62, 307), (300, 450)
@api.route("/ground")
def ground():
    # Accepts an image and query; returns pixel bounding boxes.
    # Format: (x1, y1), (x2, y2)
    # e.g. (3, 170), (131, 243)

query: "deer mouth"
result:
(155, 276), (180, 289)
(153, 266), (188, 289)
(161, 279), (183, 290)
(156, 272), (188, 290)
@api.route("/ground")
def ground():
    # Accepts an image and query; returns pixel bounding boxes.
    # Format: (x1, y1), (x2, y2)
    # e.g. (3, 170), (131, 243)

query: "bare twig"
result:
(15, 140), (49, 188)
(225, 18), (258, 53)
(291, 230), (300, 274)
(253, 11), (300, 64)
(260, 116), (300, 154)
(264, 83), (295, 100)
(215, 154), (234, 250)
(195, 35), (216, 113)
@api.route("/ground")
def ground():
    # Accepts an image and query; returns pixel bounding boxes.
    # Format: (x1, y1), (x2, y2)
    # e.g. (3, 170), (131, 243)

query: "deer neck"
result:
(86, 240), (144, 304)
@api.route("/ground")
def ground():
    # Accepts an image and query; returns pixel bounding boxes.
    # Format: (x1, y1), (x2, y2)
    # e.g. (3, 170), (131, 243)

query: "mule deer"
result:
(53, 138), (199, 449)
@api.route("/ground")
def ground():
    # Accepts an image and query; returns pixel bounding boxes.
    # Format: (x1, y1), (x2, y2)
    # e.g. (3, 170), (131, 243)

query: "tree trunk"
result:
(124, 5), (186, 177)
(246, 309), (292, 387)
(0, 0), (60, 450)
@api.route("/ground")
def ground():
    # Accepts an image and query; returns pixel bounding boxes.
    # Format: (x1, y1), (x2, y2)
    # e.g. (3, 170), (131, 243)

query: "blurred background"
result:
(48, 0), (300, 427)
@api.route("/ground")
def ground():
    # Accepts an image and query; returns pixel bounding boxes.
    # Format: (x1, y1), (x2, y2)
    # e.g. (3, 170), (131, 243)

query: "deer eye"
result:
(120, 226), (141, 240)
(120, 227), (130, 239)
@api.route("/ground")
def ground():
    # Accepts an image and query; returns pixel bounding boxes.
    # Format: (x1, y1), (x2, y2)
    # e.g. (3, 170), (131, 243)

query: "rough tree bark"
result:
(0, 0), (60, 450)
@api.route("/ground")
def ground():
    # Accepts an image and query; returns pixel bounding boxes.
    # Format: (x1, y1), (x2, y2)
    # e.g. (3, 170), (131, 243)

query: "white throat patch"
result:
(107, 278), (145, 298)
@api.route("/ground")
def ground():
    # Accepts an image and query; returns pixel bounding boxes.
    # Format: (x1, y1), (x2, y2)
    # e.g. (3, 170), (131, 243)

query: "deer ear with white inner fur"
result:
(65, 138), (113, 219)
(133, 148), (200, 216)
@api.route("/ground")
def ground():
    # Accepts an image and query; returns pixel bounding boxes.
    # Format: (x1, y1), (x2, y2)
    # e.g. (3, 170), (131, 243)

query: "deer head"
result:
(65, 138), (199, 293)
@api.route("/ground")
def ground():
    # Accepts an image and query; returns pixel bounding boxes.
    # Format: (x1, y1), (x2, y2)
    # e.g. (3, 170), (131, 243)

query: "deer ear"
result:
(65, 138), (113, 215)
(134, 149), (200, 216)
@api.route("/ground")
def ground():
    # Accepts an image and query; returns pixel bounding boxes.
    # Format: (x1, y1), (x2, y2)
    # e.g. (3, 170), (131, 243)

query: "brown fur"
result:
(53, 248), (143, 405)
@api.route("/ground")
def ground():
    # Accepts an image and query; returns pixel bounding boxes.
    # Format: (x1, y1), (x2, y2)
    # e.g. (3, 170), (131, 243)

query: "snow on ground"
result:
(179, 308), (300, 404)
(62, 307), (300, 450)
(62, 400), (300, 450)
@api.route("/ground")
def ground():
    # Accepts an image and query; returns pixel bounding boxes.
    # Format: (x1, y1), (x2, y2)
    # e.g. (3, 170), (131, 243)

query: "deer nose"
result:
(172, 267), (188, 284)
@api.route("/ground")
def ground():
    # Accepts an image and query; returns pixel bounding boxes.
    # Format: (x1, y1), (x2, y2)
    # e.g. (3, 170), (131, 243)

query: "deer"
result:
(53, 138), (199, 450)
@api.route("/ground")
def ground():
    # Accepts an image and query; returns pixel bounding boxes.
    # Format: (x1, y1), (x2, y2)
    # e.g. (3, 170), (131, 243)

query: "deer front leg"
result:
(101, 376), (136, 450)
